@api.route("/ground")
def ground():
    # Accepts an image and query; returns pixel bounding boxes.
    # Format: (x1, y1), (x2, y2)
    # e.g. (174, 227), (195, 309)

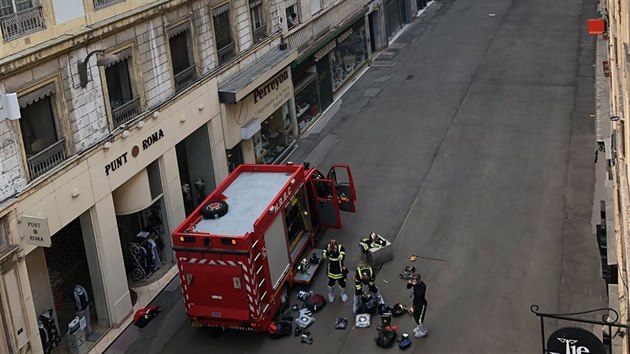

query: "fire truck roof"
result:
(192, 171), (293, 236)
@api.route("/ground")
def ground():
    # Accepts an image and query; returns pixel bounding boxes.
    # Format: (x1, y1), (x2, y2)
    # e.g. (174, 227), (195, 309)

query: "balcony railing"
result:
(174, 65), (197, 92)
(0, 6), (45, 42)
(27, 139), (67, 180)
(112, 97), (141, 128)
(252, 26), (267, 44)
(93, 0), (125, 10)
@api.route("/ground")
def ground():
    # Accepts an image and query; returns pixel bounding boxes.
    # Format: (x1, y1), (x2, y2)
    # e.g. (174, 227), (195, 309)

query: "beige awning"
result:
(112, 169), (158, 215)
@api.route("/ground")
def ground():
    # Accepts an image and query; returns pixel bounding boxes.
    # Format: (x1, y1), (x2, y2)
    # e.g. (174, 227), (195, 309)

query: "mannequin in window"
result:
(73, 285), (92, 335)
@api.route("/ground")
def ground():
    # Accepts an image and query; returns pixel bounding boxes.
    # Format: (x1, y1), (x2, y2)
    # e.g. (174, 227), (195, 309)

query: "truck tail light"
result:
(221, 238), (237, 245)
(179, 236), (195, 242)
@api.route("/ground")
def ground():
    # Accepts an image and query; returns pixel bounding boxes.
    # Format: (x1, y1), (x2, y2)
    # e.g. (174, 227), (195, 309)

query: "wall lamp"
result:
(611, 115), (625, 122)
(77, 50), (120, 88)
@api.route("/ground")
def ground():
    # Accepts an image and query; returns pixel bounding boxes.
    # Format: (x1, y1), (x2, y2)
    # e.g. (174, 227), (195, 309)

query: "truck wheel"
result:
(202, 200), (228, 219)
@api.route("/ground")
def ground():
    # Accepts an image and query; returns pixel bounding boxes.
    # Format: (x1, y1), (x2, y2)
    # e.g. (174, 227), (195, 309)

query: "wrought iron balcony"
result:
(27, 139), (67, 180)
(252, 26), (267, 44)
(0, 6), (45, 42)
(93, 0), (125, 10)
(112, 97), (141, 128)
(174, 64), (197, 92)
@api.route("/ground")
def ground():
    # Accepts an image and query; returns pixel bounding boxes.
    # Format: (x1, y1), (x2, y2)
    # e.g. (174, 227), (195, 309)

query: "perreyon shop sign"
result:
(546, 327), (606, 354)
(20, 215), (51, 247)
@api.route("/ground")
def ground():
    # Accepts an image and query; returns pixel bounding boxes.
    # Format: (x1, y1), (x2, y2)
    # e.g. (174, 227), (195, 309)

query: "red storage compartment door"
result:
(182, 261), (250, 321)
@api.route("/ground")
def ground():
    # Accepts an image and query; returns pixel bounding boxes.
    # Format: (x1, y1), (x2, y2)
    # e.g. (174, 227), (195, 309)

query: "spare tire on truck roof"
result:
(202, 200), (228, 219)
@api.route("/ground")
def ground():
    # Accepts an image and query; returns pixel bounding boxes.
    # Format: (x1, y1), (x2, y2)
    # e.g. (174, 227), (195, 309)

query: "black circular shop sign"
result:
(547, 327), (606, 354)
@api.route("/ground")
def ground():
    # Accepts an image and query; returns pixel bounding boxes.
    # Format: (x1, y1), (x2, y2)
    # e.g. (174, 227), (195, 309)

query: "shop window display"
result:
(295, 77), (321, 135)
(254, 103), (295, 164)
(330, 24), (368, 91)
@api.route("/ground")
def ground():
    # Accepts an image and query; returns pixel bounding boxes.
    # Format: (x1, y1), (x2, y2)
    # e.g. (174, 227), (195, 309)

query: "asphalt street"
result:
(106, 0), (607, 352)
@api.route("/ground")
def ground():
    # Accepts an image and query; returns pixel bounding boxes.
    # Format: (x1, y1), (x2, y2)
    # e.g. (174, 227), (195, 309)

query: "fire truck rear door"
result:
(326, 164), (357, 212)
(183, 260), (250, 321)
(310, 178), (342, 228)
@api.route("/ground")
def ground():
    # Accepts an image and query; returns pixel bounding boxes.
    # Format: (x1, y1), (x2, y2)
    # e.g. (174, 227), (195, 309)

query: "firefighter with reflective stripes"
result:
(322, 239), (348, 303)
(353, 263), (385, 313)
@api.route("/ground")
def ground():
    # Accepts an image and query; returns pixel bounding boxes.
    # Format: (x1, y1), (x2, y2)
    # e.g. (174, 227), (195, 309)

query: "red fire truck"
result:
(172, 162), (356, 331)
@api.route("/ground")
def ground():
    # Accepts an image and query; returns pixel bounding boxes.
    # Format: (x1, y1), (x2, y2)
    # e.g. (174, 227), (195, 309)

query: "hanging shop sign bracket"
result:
(19, 215), (51, 247)
(530, 304), (629, 354)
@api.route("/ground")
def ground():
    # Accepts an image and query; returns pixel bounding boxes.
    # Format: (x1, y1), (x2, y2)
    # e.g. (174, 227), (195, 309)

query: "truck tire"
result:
(202, 201), (229, 219)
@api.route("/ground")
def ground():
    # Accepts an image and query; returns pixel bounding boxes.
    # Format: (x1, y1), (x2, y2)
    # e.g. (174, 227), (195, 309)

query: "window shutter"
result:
(213, 7), (233, 50)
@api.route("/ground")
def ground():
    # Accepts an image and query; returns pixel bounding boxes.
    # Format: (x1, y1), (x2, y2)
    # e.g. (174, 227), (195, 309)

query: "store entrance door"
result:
(176, 124), (215, 216)
(27, 213), (108, 354)
(385, 0), (403, 40)
(316, 59), (334, 109)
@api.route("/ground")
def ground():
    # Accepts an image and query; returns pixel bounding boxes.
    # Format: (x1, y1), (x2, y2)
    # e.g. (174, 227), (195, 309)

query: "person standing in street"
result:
(322, 239), (348, 303)
(407, 273), (428, 338)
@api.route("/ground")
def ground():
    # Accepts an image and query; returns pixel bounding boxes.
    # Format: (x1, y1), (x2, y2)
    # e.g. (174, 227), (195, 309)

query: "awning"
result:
(112, 169), (159, 215)
(168, 21), (191, 38)
(102, 47), (133, 68)
(18, 84), (55, 108)
(293, 6), (368, 67)
(218, 47), (298, 103)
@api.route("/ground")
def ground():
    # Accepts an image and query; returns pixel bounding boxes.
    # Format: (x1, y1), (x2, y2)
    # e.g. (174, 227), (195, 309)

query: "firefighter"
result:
(322, 239), (348, 303)
(353, 263), (385, 313)
(359, 232), (386, 255)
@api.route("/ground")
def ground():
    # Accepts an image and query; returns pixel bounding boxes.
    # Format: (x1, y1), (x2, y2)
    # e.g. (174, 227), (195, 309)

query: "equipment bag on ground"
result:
(305, 294), (327, 312)
(375, 327), (397, 348)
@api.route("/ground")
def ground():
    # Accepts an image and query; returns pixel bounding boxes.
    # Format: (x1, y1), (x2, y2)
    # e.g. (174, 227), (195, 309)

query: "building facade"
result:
(0, 0), (429, 353)
(598, 0), (630, 352)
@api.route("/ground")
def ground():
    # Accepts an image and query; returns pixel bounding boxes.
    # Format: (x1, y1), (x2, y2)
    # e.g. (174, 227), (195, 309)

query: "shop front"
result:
(8, 74), (225, 354)
(219, 48), (298, 166)
(24, 212), (109, 354)
(291, 9), (369, 136)
(384, 0), (409, 41)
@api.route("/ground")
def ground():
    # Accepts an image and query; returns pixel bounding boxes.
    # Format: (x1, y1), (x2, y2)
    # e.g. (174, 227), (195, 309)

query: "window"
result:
(168, 26), (197, 92)
(0, 217), (8, 253)
(0, 0), (45, 42)
(18, 88), (67, 180)
(249, 0), (266, 43)
(310, 0), (321, 15)
(0, 0), (32, 16)
(213, 5), (235, 65)
(104, 50), (140, 127)
(285, 4), (299, 29)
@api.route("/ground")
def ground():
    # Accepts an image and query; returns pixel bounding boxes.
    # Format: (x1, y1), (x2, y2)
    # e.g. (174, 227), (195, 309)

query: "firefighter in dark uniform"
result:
(322, 240), (348, 303)
(353, 263), (385, 313)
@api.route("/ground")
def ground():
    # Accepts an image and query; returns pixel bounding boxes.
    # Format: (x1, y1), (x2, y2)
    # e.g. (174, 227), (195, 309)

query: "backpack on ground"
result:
(375, 327), (398, 348)
(399, 337), (412, 350)
(391, 303), (406, 317)
(305, 294), (327, 312)
(357, 295), (377, 315)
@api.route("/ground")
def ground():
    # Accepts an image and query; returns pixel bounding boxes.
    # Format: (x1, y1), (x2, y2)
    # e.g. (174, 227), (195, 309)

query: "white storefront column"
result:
(160, 147), (186, 234)
(90, 194), (132, 326)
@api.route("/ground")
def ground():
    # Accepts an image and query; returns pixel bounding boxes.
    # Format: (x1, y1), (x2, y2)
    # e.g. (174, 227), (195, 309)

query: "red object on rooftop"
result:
(588, 19), (606, 35)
